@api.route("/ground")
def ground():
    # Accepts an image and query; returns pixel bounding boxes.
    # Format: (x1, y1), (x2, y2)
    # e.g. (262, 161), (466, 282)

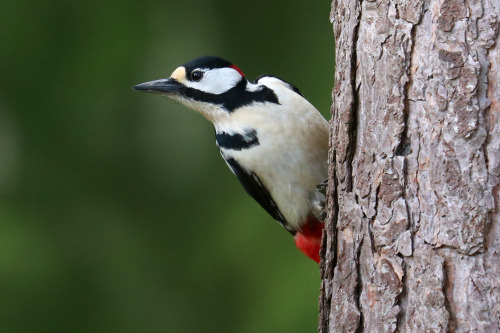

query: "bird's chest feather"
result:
(217, 126), (325, 228)
(213, 100), (328, 227)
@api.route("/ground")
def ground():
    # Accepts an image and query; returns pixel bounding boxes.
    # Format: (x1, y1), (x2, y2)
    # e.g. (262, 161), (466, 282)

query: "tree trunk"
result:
(319, 0), (500, 331)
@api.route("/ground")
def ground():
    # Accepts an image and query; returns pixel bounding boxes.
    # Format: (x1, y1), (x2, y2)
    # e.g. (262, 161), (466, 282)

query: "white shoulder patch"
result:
(256, 76), (303, 96)
(245, 82), (262, 92)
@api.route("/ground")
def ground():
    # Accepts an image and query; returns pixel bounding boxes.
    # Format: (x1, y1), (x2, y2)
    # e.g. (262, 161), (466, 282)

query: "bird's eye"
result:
(190, 70), (204, 82)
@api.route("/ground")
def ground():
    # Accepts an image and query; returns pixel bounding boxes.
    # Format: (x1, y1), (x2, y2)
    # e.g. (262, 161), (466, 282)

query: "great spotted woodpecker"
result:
(134, 56), (328, 263)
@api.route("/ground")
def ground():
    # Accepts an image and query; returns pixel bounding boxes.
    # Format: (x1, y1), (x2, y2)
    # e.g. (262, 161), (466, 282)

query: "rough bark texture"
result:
(319, 0), (500, 332)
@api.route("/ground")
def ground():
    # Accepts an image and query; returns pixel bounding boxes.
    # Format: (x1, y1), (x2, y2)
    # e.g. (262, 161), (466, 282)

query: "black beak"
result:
(133, 78), (183, 94)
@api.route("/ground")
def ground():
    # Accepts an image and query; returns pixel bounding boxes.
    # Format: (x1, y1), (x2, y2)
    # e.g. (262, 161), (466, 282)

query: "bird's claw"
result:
(312, 179), (328, 222)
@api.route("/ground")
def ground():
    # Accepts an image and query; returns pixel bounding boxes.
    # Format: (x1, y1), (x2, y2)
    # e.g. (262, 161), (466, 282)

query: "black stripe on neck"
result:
(216, 129), (259, 150)
(183, 79), (279, 112)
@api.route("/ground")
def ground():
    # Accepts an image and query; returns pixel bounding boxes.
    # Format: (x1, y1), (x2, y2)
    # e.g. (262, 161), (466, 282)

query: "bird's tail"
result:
(293, 216), (324, 263)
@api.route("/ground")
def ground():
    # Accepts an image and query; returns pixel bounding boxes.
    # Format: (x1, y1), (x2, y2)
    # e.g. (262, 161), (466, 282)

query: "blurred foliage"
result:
(0, 0), (334, 332)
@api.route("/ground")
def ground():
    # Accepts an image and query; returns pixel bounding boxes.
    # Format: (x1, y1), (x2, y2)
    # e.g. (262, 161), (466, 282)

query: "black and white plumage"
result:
(134, 56), (328, 262)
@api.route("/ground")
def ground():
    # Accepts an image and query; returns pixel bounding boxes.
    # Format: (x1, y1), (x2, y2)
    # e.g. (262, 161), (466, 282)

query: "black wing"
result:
(221, 153), (294, 234)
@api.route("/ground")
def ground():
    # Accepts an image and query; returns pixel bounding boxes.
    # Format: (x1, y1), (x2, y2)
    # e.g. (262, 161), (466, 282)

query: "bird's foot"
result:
(311, 179), (328, 222)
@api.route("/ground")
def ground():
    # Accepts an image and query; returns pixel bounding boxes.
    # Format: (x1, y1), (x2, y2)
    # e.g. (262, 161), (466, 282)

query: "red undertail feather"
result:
(293, 216), (324, 263)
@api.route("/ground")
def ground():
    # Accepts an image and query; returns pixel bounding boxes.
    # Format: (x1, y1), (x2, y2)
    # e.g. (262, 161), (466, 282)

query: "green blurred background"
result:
(0, 1), (334, 332)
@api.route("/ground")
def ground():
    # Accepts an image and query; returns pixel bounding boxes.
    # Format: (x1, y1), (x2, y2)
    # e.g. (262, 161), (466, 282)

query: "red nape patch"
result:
(230, 65), (245, 77)
(294, 217), (324, 263)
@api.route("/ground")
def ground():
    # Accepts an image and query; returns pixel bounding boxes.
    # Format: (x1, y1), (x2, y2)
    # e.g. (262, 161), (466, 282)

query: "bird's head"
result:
(134, 56), (252, 123)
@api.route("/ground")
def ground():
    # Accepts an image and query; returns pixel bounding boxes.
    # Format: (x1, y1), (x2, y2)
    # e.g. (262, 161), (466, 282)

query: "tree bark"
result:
(319, 0), (500, 331)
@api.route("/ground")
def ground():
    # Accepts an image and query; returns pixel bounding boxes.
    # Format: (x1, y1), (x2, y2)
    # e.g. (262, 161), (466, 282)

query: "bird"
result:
(134, 56), (328, 263)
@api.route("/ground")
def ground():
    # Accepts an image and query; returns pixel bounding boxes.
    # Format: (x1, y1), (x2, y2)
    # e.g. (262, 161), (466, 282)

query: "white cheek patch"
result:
(184, 67), (242, 95)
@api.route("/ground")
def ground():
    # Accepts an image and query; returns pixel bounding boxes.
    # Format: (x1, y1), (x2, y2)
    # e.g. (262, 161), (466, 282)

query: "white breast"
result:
(216, 80), (328, 229)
